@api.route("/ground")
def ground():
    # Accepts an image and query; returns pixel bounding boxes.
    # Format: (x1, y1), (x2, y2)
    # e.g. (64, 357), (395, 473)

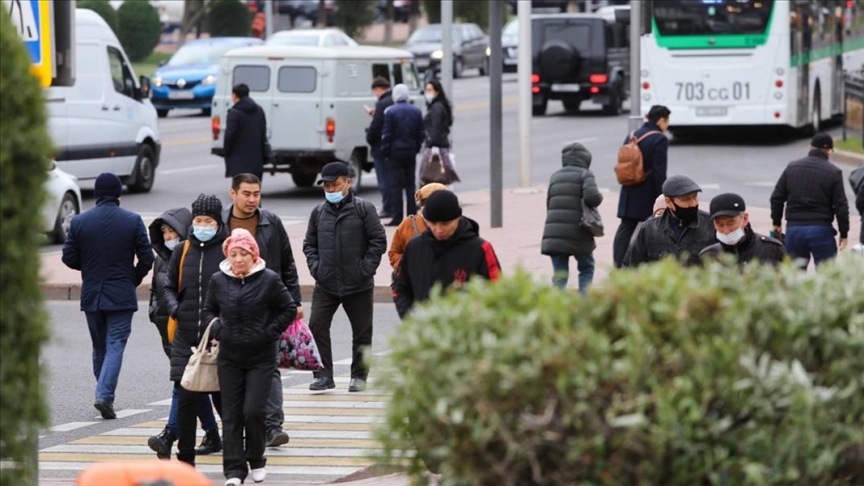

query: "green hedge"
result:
(0, 7), (51, 484)
(206, 0), (250, 37)
(334, 0), (377, 40)
(117, 0), (161, 62)
(376, 258), (864, 485)
(78, 0), (118, 34)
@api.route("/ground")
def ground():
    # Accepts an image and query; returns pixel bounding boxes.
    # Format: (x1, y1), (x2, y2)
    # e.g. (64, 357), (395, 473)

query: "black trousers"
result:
(613, 217), (642, 268)
(388, 156), (418, 222)
(265, 342), (283, 434)
(309, 287), (373, 380)
(218, 353), (274, 481)
(176, 385), (221, 465)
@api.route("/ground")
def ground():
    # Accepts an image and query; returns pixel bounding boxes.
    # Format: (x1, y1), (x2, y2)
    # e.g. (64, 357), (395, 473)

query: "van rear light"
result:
(589, 74), (608, 84)
(775, 79), (783, 88)
(531, 73), (540, 84)
(211, 116), (220, 140)
(325, 118), (335, 143)
(531, 86), (540, 94)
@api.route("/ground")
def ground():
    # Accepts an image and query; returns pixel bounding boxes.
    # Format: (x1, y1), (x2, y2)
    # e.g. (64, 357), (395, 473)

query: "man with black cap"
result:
(770, 133), (850, 268)
(392, 191), (501, 319)
(700, 193), (786, 266)
(303, 162), (386, 392)
(62, 172), (154, 419)
(624, 175), (716, 267)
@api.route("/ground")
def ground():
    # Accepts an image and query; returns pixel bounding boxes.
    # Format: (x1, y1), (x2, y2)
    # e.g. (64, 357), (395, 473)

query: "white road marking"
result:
(49, 422), (98, 432)
(38, 462), (360, 476)
(101, 428), (373, 440)
(93, 409), (149, 420)
(744, 181), (777, 187)
(42, 445), (376, 457)
(146, 399), (172, 406)
(159, 164), (221, 175)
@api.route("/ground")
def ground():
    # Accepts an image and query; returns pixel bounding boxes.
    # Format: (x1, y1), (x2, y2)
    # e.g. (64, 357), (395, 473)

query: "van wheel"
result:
(128, 145), (155, 193)
(602, 90), (623, 116)
(350, 153), (364, 191)
(533, 95), (547, 116)
(51, 192), (79, 244)
(479, 57), (489, 76)
(157, 109), (168, 118)
(292, 173), (317, 187)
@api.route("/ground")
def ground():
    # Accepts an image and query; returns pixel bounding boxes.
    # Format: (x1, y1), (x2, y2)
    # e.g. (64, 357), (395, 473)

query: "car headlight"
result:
(202, 75), (217, 86)
(154, 76), (162, 87)
(486, 46), (491, 56)
(430, 50), (443, 60)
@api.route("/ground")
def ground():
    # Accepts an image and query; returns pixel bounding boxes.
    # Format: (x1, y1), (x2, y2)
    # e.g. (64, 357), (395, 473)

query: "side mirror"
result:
(139, 75), (151, 99)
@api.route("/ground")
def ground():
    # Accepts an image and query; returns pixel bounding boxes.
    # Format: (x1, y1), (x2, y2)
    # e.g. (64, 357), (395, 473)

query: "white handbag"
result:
(180, 318), (220, 392)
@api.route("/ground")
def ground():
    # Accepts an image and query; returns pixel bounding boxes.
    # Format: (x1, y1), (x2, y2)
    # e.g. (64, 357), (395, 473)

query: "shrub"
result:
(78, 0), (118, 34)
(376, 258), (864, 485)
(206, 0), (251, 37)
(117, 0), (161, 62)
(334, 0), (376, 40)
(0, 7), (52, 484)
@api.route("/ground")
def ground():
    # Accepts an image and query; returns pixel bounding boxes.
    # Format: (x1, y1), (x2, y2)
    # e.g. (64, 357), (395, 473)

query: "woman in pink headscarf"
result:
(203, 228), (297, 486)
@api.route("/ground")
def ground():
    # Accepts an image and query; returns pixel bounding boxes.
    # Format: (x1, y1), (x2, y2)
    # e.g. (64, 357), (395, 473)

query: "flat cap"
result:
(662, 175), (701, 198)
(709, 193), (746, 220)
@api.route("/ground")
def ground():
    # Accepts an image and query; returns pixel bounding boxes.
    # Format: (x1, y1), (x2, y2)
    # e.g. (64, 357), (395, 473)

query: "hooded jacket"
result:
(223, 96), (268, 178)
(381, 97), (425, 160)
(148, 207), (192, 358)
(699, 225), (786, 266)
(541, 143), (603, 256)
(624, 209), (716, 267)
(392, 217), (501, 318)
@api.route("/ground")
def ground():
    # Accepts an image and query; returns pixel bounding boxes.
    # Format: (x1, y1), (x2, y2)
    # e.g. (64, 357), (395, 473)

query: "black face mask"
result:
(672, 203), (699, 224)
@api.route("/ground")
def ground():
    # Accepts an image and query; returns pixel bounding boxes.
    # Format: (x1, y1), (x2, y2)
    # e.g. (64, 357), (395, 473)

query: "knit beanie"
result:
(415, 183), (448, 205)
(94, 173), (123, 199)
(223, 228), (260, 263)
(191, 193), (223, 222)
(422, 190), (462, 222)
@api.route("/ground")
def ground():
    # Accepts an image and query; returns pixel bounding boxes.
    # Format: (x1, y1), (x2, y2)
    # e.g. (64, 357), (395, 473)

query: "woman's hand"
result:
(295, 305), (304, 321)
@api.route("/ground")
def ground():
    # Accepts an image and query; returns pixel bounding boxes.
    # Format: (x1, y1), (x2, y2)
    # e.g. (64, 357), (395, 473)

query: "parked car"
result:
(502, 18), (519, 73)
(151, 37), (263, 118)
(42, 161), (83, 244)
(266, 28), (358, 47)
(403, 23), (489, 78)
(507, 0), (568, 15)
(274, 0), (335, 27)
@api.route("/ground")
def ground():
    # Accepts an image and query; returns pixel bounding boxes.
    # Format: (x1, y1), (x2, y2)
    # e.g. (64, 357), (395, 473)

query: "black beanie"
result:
(423, 190), (462, 222)
(191, 194), (223, 222)
(94, 172), (123, 199)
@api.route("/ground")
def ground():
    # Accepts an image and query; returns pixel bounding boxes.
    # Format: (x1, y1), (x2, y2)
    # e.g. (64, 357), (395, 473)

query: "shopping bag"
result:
(278, 318), (324, 371)
(180, 318), (220, 392)
(420, 151), (451, 185)
(579, 170), (604, 237)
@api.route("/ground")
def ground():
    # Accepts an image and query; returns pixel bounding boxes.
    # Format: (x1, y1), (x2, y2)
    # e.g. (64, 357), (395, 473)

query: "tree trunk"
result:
(178, 0), (209, 49)
(408, 0), (420, 34)
(384, 0), (394, 44)
(317, 0), (327, 27)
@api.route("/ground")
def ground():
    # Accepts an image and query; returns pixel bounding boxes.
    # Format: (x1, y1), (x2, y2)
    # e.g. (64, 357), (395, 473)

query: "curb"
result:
(833, 148), (864, 167)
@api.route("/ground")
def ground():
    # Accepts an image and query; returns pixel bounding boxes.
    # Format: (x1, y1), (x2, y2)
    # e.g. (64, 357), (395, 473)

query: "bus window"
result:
(653, 0), (774, 36)
(372, 63), (390, 82)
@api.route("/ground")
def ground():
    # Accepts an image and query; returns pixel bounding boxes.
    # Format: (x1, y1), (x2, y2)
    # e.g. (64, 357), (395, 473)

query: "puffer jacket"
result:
(424, 98), (452, 148)
(624, 210), (716, 267)
(203, 260), (296, 362)
(303, 193), (387, 297)
(699, 225), (786, 266)
(541, 143), (603, 256)
(148, 207), (192, 358)
(162, 224), (229, 382)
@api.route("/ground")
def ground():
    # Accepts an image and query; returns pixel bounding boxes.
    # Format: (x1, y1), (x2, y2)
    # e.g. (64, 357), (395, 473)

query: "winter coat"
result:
(303, 193), (387, 297)
(203, 260), (296, 363)
(381, 101), (425, 160)
(624, 210), (716, 267)
(62, 197), (154, 312)
(366, 90), (394, 158)
(223, 96), (268, 178)
(392, 217), (501, 318)
(222, 206), (301, 304)
(617, 122), (668, 221)
(162, 225), (229, 382)
(699, 225), (786, 266)
(770, 150), (850, 239)
(388, 214), (427, 270)
(541, 144), (603, 256)
(857, 182), (864, 244)
(424, 98), (451, 148)
(148, 207), (192, 358)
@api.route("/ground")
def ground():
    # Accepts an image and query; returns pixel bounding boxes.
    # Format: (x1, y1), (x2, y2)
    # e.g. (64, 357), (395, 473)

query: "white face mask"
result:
(164, 238), (180, 250)
(716, 227), (745, 246)
(424, 92), (436, 103)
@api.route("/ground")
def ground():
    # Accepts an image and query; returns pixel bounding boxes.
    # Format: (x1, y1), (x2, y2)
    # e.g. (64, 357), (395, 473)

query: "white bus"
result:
(639, 0), (864, 132)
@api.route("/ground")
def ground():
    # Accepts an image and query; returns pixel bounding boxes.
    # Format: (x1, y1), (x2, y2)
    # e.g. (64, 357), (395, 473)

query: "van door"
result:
(45, 86), (68, 160)
(105, 46), (143, 175)
(270, 61), (324, 150)
(231, 63), (275, 145)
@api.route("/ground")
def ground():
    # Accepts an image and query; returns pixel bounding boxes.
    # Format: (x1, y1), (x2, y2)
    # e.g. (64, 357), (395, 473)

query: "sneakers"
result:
(348, 378), (367, 393)
(309, 376), (336, 391)
(195, 428), (222, 455)
(147, 427), (177, 459)
(94, 399), (116, 420)
(224, 479), (241, 486)
(266, 428), (290, 447)
(251, 467), (267, 483)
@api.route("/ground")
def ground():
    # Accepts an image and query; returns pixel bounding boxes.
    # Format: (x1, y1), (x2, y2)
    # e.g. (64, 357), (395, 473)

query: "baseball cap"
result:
(318, 162), (350, 184)
(709, 193), (746, 220)
(810, 133), (834, 150)
(662, 175), (702, 198)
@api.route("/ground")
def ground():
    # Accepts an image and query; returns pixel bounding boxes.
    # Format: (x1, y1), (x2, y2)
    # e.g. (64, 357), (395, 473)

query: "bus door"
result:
(792, 1), (812, 127)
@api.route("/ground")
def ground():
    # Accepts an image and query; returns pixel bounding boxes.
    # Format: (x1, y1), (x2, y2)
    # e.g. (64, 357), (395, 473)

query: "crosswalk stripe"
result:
(39, 453), (376, 467)
(283, 400), (387, 409)
(129, 421), (374, 431)
(72, 436), (382, 449)
(39, 461), (361, 476)
(49, 422), (98, 432)
(101, 428), (374, 440)
(43, 445), (379, 457)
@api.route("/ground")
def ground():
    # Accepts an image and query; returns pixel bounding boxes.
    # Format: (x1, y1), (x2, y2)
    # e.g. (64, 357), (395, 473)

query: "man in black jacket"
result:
(770, 133), (850, 268)
(222, 173), (301, 447)
(223, 84), (268, 181)
(366, 77), (395, 218)
(304, 163), (387, 393)
(700, 193), (786, 266)
(613, 105), (670, 268)
(393, 191), (501, 319)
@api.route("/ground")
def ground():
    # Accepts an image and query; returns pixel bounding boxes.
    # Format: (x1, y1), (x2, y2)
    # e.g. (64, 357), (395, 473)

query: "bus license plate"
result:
(551, 84), (580, 93)
(696, 107), (728, 117)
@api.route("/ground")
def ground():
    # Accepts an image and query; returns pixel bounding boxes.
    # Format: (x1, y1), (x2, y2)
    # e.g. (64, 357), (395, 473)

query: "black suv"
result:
(531, 12), (629, 116)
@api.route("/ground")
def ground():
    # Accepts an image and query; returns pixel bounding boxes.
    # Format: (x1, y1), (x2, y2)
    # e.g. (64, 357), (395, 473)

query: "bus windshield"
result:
(653, 0), (774, 36)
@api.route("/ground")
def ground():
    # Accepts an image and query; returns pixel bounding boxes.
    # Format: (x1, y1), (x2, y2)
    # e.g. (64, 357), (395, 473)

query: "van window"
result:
(372, 63), (390, 81)
(402, 63), (420, 91)
(278, 66), (316, 93)
(107, 47), (136, 99)
(392, 63), (403, 85)
(233, 65), (270, 92)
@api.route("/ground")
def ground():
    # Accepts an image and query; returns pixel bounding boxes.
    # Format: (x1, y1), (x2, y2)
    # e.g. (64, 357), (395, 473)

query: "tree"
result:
(384, 0), (394, 44)
(206, 0), (251, 37)
(408, 0), (421, 34)
(78, 0), (118, 34)
(317, 0), (327, 27)
(0, 8), (51, 485)
(334, 0), (377, 40)
(177, 0), (211, 49)
(422, 0), (500, 28)
(117, 1), (162, 62)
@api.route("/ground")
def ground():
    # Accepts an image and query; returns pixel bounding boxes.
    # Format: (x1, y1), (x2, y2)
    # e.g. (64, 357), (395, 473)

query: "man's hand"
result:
(295, 305), (304, 321)
(839, 238), (848, 251)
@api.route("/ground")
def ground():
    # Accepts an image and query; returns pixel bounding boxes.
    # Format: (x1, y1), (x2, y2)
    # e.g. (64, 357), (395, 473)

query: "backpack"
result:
(311, 196), (369, 230)
(615, 130), (662, 187)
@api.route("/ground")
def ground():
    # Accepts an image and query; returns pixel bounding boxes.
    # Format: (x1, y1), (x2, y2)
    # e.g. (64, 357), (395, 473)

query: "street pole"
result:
(441, 0), (453, 99)
(628, 0), (643, 132)
(264, 0), (273, 40)
(490, 0), (503, 227)
(518, 0), (532, 188)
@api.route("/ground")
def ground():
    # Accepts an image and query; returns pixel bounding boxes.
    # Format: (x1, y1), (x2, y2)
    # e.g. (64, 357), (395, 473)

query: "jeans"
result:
(265, 342), (284, 433)
(309, 287), (374, 380)
(388, 156), (418, 223)
(613, 218), (641, 268)
(784, 225), (838, 269)
(166, 382), (218, 435)
(550, 254), (595, 294)
(85, 310), (134, 403)
(374, 155), (393, 215)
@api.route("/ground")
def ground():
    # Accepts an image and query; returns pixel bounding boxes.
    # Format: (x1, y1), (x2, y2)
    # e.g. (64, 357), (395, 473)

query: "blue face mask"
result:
(325, 191), (345, 204)
(193, 225), (217, 242)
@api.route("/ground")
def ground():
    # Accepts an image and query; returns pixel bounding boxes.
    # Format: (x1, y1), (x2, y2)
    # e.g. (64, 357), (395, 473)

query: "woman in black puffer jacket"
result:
(203, 228), (296, 486)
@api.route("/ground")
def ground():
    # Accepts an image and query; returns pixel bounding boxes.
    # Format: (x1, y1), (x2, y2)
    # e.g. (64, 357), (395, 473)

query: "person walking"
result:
(222, 173), (301, 448)
(541, 143), (603, 294)
(203, 229), (297, 486)
(613, 105), (671, 268)
(770, 133), (850, 268)
(303, 162), (387, 393)
(418, 79), (459, 186)
(223, 83), (268, 181)
(381, 83), (425, 226)
(62, 173), (154, 419)
(365, 76), (395, 218)
(624, 175), (716, 267)
(700, 193), (786, 266)
(392, 190), (501, 318)
(388, 182), (448, 271)
(162, 194), (228, 467)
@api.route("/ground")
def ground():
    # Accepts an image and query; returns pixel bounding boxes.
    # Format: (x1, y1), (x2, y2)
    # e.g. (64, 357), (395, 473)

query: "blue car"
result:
(151, 37), (263, 117)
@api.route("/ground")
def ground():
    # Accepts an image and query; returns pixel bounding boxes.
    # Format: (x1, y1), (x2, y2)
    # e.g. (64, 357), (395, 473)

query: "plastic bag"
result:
(278, 318), (324, 371)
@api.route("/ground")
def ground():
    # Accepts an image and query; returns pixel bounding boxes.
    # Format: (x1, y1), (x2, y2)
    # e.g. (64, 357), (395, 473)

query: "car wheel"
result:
(51, 192), (79, 244)
(157, 109), (169, 118)
(291, 173), (317, 188)
(533, 95), (548, 116)
(453, 58), (463, 79)
(479, 57), (489, 76)
(603, 87), (623, 116)
(127, 145), (156, 193)
(349, 152), (364, 192)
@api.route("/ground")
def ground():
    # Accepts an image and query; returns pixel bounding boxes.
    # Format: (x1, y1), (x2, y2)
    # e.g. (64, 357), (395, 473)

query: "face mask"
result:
(164, 238), (180, 250)
(424, 92), (436, 104)
(325, 191), (345, 204)
(193, 226), (217, 242)
(672, 203), (699, 224)
(716, 227), (745, 246)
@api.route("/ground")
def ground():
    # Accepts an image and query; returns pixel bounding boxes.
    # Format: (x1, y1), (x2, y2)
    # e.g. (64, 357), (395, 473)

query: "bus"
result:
(639, 0), (864, 132)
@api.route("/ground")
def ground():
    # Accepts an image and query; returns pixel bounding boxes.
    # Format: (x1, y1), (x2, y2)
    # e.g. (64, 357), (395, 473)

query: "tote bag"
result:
(180, 318), (220, 392)
(580, 170), (604, 237)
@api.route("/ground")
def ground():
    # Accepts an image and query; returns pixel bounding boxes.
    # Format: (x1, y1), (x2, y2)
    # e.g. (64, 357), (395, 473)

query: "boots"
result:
(195, 428), (222, 455)
(147, 427), (177, 459)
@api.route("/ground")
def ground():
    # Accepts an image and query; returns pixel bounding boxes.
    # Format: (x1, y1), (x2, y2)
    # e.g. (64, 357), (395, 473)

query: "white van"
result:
(46, 9), (161, 193)
(210, 45), (423, 189)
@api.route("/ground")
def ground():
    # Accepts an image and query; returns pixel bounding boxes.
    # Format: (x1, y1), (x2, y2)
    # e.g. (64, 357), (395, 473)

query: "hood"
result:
(405, 42), (443, 55)
(219, 258), (267, 278)
(233, 96), (259, 114)
(154, 65), (216, 81)
(562, 142), (592, 169)
(427, 217), (480, 256)
(393, 84), (410, 102)
(149, 207), (193, 260)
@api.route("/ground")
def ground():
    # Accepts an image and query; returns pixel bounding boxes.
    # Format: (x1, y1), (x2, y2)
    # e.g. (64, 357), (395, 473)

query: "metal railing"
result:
(842, 70), (864, 149)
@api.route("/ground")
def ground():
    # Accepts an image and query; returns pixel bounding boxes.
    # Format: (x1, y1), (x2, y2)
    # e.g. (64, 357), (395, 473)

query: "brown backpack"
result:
(615, 130), (662, 186)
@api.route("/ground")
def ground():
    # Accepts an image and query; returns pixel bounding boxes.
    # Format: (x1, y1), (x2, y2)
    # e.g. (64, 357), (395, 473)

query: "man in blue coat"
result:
(62, 173), (154, 419)
(381, 83), (425, 226)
